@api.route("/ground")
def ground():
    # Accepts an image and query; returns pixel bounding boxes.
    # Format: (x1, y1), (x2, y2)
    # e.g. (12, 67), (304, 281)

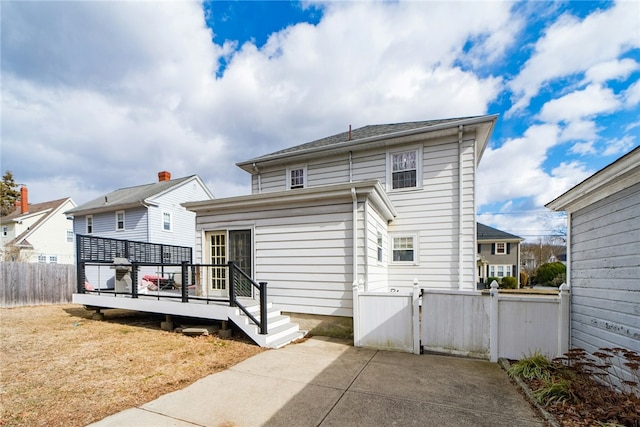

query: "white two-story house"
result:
(1, 186), (76, 264)
(184, 115), (497, 328)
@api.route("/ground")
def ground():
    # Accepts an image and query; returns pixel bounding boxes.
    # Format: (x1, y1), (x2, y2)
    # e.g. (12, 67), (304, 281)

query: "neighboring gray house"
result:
(476, 223), (523, 287)
(546, 146), (639, 384)
(66, 171), (214, 249)
(184, 115), (498, 327)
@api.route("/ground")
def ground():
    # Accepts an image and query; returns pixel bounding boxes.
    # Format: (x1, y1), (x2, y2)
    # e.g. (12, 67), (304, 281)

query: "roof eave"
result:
(237, 115), (499, 173)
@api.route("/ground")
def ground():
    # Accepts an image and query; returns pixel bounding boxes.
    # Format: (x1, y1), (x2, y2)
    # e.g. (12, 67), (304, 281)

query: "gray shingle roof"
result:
(239, 116), (485, 166)
(66, 175), (195, 215)
(477, 223), (523, 241)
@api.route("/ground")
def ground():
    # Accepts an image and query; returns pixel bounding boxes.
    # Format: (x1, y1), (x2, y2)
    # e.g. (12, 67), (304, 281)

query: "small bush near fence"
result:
(501, 276), (518, 289)
(1, 262), (76, 307)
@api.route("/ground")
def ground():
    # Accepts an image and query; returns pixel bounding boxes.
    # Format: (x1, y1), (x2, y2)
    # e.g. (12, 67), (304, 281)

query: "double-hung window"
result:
(86, 216), (93, 234)
(391, 234), (417, 264)
(388, 147), (422, 190)
(66, 230), (74, 242)
(287, 166), (307, 189)
(162, 212), (172, 231)
(495, 242), (506, 254)
(116, 211), (125, 231)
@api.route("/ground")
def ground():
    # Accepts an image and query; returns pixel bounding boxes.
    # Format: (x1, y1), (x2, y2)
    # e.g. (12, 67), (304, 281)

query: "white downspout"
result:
(349, 151), (353, 183)
(351, 188), (358, 289)
(253, 163), (262, 194)
(458, 125), (464, 290)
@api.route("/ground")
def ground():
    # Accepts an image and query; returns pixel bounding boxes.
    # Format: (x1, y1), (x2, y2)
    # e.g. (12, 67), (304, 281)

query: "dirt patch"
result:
(0, 304), (265, 427)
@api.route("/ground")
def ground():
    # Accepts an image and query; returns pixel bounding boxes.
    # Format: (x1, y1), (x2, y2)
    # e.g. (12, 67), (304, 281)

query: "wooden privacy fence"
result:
(1, 262), (76, 307)
(354, 281), (570, 361)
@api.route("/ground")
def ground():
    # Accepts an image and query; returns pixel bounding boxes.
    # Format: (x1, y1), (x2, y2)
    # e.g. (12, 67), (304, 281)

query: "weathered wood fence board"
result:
(1, 262), (76, 307)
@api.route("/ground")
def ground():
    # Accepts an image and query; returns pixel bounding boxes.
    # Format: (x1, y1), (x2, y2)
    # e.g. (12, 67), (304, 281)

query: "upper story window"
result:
(377, 232), (383, 263)
(2, 226), (7, 236)
(162, 212), (172, 231)
(66, 230), (74, 242)
(388, 147), (422, 191)
(38, 255), (47, 263)
(495, 242), (506, 255)
(116, 211), (125, 231)
(287, 166), (307, 189)
(86, 216), (93, 234)
(391, 234), (417, 264)
(49, 255), (58, 264)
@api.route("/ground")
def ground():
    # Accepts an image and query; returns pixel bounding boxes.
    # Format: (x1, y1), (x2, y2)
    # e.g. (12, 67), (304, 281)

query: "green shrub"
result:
(535, 262), (566, 286)
(508, 351), (553, 382)
(501, 276), (518, 289)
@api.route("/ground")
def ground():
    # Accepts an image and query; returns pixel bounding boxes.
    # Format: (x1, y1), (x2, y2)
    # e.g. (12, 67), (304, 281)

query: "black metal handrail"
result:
(229, 262), (268, 335)
(78, 257), (268, 335)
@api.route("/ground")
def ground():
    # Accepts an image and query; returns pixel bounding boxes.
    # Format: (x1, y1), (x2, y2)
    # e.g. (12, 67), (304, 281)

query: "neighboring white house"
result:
(546, 146), (640, 382)
(66, 171), (214, 250)
(184, 115), (497, 325)
(1, 186), (77, 264)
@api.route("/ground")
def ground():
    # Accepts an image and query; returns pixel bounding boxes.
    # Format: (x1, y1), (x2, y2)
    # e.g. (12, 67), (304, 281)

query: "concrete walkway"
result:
(88, 337), (545, 427)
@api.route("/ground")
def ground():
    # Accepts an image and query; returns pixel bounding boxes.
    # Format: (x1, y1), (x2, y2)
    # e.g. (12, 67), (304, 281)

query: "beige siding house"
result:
(185, 115), (498, 325)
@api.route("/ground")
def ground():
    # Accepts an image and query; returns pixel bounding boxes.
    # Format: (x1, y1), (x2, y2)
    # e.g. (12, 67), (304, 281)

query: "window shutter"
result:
(491, 243), (495, 255)
(507, 243), (511, 254)
(477, 244), (481, 253)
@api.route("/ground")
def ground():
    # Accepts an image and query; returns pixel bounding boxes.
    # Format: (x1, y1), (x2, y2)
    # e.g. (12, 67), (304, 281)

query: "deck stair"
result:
(228, 302), (305, 349)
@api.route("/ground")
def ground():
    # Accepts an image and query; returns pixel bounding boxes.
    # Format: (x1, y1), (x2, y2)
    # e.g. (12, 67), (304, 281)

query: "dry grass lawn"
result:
(0, 304), (265, 426)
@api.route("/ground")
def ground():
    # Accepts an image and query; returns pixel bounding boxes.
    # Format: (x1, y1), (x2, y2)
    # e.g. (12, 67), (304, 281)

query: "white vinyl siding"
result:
(569, 182), (639, 374)
(246, 135), (478, 291)
(81, 208), (148, 242)
(195, 200), (359, 317)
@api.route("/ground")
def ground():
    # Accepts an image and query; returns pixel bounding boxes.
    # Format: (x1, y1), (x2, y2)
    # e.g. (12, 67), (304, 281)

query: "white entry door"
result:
(206, 232), (227, 297)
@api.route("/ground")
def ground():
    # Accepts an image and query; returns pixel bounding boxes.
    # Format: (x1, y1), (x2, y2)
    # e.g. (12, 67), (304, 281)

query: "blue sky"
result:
(2, 0), (639, 242)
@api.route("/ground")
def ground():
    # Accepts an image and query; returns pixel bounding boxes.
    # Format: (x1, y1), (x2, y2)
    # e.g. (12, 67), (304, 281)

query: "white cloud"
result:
(508, 1), (640, 115)
(477, 124), (560, 207)
(603, 135), (637, 156)
(584, 58), (640, 84)
(559, 120), (598, 142)
(624, 80), (640, 107)
(2, 0), (518, 204)
(569, 141), (597, 155)
(538, 84), (620, 123)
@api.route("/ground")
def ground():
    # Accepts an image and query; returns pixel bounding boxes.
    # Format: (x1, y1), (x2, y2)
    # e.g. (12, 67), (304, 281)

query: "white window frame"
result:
(489, 265), (512, 278)
(387, 146), (423, 191)
(495, 242), (506, 255)
(86, 216), (93, 234)
(49, 255), (58, 264)
(162, 211), (172, 232)
(286, 165), (307, 190)
(2, 226), (7, 236)
(376, 231), (384, 264)
(37, 255), (47, 263)
(66, 230), (74, 242)
(116, 210), (125, 231)
(390, 233), (418, 265)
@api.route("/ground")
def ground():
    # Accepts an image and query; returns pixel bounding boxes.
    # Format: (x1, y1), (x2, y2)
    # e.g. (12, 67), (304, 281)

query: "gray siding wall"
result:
(147, 179), (211, 249)
(249, 134), (479, 291)
(570, 182), (640, 370)
(74, 208), (148, 242)
(195, 201), (360, 316)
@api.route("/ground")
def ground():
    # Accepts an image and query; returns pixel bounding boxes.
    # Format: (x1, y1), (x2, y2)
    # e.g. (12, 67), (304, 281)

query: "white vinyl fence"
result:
(352, 282), (420, 353)
(354, 281), (570, 361)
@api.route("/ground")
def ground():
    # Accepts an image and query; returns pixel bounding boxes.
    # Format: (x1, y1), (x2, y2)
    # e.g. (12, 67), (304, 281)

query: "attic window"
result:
(287, 166), (306, 189)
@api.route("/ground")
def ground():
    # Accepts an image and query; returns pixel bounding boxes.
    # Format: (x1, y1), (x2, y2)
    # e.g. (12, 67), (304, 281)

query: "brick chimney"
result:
(158, 171), (171, 182)
(20, 186), (28, 214)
